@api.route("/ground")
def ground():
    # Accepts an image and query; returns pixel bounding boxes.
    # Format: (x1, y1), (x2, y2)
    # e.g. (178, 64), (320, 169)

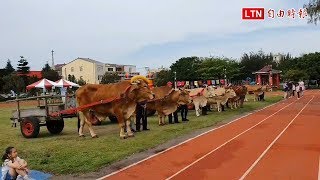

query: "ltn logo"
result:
(242, 8), (265, 20)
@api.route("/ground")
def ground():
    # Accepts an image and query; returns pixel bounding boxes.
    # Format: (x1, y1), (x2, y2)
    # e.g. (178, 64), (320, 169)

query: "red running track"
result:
(99, 90), (320, 180)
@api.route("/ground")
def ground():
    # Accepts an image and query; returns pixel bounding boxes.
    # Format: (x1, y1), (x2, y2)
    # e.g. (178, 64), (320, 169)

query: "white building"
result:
(273, 54), (283, 64)
(62, 58), (140, 83)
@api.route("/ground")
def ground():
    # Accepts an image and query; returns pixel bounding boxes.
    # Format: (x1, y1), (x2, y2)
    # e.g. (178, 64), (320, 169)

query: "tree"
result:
(295, 52), (320, 81)
(16, 56), (30, 91)
(197, 57), (242, 81)
(304, 0), (320, 24)
(42, 62), (51, 72)
(77, 77), (86, 86)
(100, 72), (121, 84)
(68, 74), (76, 83)
(5, 59), (15, 75)
(283, 69), (309, 82)
(41, 63), (59, 81)
(154, 69), (172, 86)
(239, 50), (276, 80)
(17, 56), (30, 75)
(276, 53), (295, 72)
(2, 74), (25, 94)
(170, 57), (201, 81)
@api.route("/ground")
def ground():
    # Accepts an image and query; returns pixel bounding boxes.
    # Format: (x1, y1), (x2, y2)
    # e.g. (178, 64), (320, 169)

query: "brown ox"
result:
(188, 87), (218, 116)
(76, 76), (154, 138)
(206, 87), (237, 112)
(245, 85), (268, 101)
(228, 85), (247, 108)
(147, 86), (190, 125)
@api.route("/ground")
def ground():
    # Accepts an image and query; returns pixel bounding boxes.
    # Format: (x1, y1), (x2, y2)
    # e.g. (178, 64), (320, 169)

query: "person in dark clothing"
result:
(287, 81), (293, 97)
(135, 103), (149, 131)
(201, 105), (208, 115)
(168, 110), (179, 124)
(259, 92), (265, 101)
(180, 104), (189, 121)
(221, 104), (225, 111)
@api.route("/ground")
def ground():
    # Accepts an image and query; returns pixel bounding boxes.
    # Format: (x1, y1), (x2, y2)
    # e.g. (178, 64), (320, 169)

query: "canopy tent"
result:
(26, 78), (58, 90)
(55, 79), (80, 88)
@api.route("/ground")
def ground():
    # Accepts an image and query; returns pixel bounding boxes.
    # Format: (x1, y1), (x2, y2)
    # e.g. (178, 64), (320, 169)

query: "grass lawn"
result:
(0, 93), (283, 175)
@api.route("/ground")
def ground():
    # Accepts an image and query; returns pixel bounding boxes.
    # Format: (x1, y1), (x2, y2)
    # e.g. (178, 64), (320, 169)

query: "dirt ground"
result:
(0, 100), (38, 108)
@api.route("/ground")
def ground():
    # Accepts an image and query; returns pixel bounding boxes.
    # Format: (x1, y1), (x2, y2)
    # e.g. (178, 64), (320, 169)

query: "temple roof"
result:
(253, 65), (281, 74)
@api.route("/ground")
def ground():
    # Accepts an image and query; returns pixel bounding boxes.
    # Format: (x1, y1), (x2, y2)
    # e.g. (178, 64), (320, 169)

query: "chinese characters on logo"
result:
(267, 8), (308, 19)
(242, 7), (308, 20)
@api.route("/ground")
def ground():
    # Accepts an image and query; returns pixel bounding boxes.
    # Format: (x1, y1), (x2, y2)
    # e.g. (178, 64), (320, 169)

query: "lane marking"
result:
(239, 96), (314, 180)
(98, 99), (288, 179)
(166, 99), (299, 180)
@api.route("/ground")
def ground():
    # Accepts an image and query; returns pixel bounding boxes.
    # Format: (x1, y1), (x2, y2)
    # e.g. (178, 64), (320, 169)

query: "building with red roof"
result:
(253, 65), (281, 88)
(17, 71), (42, 79)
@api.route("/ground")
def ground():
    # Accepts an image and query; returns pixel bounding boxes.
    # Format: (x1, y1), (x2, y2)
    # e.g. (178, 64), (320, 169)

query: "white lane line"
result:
(239, 96), (314, 180)
(97, 99), (288, 180)
(165, 99), (299, 180)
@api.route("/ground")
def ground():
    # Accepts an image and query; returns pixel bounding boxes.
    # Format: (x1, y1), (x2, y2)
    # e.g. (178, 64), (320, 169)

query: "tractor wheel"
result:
(20, 117), (40, 138)
(46, 118), (64, 134)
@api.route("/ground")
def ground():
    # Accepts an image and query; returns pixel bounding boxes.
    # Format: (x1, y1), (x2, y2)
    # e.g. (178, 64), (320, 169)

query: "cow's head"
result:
(177, 88), (191, 105)
(204, 86), (217, 98)
(226, 88), (237, 98)
(130, 76), (155, 103)
(261, 85), (271, 92)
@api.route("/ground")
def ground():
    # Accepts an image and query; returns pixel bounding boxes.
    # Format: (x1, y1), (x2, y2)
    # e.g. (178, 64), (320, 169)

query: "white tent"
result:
(55, 79), (80, 88)
(26, 78), (58, 90)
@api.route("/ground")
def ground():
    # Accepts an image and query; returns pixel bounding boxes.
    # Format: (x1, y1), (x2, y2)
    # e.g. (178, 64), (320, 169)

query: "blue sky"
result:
(0, 0), (319, 74)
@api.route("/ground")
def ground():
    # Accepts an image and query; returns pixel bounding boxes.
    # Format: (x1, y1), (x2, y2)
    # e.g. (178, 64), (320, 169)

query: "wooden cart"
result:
(10, 95), (78, 138)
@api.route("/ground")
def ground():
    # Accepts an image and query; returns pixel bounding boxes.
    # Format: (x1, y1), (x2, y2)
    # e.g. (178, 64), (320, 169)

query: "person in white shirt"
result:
(283, 81), (288, 99)
(298, 80), (305, 96)
(296, 83), (301, 99)
(1, 147), (32, 180)
(292, 82), (296, 97)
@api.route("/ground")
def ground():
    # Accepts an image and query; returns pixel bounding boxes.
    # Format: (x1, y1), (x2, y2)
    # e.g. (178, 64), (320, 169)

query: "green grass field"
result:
(0, 94), (282, 175)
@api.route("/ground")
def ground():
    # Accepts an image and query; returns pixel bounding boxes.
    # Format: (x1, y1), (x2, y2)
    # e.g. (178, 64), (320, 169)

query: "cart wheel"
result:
(46, 118), (64, 134)
(109, 116), (118, 123)
(20, 117), (40, 138)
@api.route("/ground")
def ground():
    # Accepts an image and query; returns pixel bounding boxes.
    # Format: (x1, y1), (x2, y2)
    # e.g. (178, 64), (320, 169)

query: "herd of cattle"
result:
(76, 76), (269, 139)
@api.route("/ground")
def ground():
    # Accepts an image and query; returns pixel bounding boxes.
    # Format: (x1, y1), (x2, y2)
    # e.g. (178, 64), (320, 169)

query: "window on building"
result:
(108, 68), (113, 72)
(71, 67), (74, 72)
(97, 65), (103, 72)
(80, 66), (83, 71)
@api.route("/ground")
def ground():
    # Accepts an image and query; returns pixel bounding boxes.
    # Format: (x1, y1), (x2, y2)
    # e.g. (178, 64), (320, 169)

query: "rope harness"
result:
(50, 85), (133, 117)
(189, 88), (205, 98)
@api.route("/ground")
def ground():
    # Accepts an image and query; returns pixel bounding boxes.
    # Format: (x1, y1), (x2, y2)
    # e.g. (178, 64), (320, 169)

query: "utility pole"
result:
(174, 71), (177, 89)
(51, 50), (55, 70)
(224, 68), (227, 85)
